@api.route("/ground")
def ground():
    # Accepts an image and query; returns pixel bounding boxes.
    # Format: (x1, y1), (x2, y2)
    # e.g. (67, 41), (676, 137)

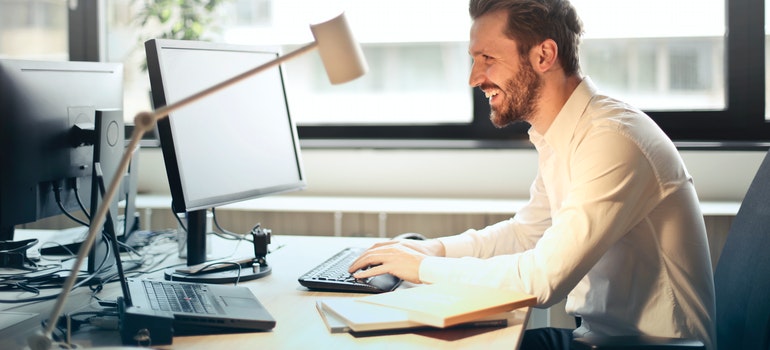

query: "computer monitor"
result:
(145, 39), (306, 281)
(0, 58), (124, 274)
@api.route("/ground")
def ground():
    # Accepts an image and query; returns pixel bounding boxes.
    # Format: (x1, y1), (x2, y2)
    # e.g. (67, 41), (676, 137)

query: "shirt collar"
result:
(529, 77), (597, 153)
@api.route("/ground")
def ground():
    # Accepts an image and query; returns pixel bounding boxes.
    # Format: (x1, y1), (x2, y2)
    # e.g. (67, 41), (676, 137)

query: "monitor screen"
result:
(145, 39), (306, 265)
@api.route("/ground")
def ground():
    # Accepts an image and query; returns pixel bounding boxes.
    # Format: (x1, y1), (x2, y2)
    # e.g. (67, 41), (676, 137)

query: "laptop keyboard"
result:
(298, 247), (402, 293)
(143, 280), (216, 314)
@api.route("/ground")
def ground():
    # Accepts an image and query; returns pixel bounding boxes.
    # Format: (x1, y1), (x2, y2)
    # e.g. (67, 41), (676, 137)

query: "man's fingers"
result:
(369, 241), (399, 249)
(348, 250), (384, 273)
(352, 264), (386, 279)
(348, 243), (399, 272)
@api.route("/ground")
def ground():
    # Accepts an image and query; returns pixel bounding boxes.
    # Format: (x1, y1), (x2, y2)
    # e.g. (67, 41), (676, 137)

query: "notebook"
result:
(358, 283), (536, 328)
(316, 298), (511, 333)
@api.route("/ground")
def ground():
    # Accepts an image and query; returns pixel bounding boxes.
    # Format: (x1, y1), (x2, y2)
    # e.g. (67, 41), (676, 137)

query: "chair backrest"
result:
(714, 149), (770, 350)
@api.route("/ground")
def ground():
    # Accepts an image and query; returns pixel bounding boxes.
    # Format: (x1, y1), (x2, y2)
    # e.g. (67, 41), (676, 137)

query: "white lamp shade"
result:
(310, 12), (369, 85)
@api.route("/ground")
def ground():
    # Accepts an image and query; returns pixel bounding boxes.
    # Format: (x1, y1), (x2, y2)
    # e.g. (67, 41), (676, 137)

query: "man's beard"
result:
(488, 62), (542, 128)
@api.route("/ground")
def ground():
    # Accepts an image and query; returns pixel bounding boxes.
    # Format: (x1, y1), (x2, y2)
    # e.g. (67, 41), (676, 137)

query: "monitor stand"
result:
(0, 225), (13, 241)
(162, 209), (272, 284)
(163, 264), (271, 284)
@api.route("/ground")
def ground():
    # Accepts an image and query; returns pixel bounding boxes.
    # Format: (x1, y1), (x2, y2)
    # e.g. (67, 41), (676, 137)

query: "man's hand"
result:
(348, 239), (445, 284)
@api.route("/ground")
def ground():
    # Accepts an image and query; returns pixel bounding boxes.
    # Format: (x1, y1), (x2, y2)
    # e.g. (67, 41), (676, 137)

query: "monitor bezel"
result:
(145, 39), (307, 214)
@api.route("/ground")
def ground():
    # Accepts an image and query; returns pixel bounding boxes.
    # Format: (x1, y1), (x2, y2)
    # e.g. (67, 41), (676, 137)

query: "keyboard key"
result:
(143, 281), (217, 314)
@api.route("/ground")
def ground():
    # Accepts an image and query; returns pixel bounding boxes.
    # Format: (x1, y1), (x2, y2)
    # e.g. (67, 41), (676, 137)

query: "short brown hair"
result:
(469, 0), (583, 76)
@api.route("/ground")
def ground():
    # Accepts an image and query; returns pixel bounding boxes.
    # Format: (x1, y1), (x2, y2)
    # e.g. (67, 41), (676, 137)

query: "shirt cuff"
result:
(419, 229), (482, 284)
(419, 256), (462, 284)
(437, 229), (477, 258)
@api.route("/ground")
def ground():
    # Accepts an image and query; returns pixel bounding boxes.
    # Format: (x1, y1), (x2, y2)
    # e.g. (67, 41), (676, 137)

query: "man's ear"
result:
(532, 39), (559, 73)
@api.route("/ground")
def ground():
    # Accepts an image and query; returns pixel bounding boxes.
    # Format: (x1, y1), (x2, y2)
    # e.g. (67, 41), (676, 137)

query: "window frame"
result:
(645, 0), (768, 144)
(74, 0), (770, 150)
(68, 0), (102, 62)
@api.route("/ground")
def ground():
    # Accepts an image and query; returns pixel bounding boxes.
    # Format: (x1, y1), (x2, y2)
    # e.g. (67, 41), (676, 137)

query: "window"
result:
(5, 0), (768, 147)
(582, 38), (724, 111)
(575, 0), (725, 111)
(0, 0), (67, 60)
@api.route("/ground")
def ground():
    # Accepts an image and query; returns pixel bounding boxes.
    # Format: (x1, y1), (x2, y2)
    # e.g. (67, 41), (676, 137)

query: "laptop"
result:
(85, 121), (276, 338)
(122, 277), (276, 334)
(98, 180), (275, 336)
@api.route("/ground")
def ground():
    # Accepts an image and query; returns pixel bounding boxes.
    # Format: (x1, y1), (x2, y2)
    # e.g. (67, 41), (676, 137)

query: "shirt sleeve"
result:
(419, 130), (666, 307)
(419, 170), (552, 294)
(438, 170), (552, 259)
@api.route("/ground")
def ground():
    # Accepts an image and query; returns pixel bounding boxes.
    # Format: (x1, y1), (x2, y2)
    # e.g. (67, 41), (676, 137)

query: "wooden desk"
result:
(1, 235), (529, 349)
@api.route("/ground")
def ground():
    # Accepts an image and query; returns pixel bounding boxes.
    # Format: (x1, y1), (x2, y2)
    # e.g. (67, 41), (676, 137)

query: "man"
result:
(349, 0), (717, 349)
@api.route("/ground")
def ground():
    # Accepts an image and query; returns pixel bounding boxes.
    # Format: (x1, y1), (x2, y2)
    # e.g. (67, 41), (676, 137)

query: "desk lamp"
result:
(27, 12), (367, 350)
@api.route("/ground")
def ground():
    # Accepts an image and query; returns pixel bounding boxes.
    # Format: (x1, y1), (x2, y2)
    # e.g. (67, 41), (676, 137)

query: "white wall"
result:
(136, 147), (765, 202)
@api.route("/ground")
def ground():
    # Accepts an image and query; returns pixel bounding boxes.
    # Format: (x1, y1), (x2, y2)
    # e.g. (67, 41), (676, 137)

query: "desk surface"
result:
(1, 235), (528, 350)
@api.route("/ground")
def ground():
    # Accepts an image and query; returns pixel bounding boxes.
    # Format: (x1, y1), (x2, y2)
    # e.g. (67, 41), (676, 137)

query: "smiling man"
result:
(349, 1), (716, 349)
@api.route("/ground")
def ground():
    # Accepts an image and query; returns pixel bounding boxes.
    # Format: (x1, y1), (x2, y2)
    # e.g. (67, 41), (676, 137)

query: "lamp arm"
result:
(148, 41), (318, 123)
(30, 128), (143, 350)
(30, 39), (320, 350)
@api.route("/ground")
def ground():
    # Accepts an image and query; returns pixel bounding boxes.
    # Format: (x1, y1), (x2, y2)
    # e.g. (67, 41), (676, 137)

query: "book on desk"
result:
(316, 298), (520, 334)
(358, 283), (536, 328)
(317, 283), (536, 333)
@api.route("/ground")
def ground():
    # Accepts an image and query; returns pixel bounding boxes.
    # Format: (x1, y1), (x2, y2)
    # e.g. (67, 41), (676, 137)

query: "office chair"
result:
(572, 148), (770, 350)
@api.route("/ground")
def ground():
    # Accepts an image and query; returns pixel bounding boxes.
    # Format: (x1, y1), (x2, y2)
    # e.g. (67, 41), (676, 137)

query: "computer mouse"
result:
(392, 232), (427, 241)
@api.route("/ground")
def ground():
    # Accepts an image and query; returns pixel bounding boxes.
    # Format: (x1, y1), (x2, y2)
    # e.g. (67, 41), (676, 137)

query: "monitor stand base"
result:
(163, 264), (271, 284)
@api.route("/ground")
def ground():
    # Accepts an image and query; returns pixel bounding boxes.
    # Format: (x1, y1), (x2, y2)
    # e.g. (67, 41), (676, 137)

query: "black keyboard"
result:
(298, 247), (402, 293)
(143, 280), (216, 314)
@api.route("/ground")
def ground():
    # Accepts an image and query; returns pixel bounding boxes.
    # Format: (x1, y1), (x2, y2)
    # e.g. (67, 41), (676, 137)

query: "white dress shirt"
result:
(419, 78), (716, 349)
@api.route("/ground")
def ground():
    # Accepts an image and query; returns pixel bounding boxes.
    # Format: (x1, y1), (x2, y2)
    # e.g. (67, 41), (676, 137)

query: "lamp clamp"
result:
(250, 224), (271, 266)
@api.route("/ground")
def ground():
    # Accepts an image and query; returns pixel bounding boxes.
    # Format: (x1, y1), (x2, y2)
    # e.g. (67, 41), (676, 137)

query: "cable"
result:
(174, 211), (188, 234)
(177, 208), (253, 262)
(113, 230), (178, 278)
(37, 241), (76, 256)
(212, 213), (283, 259)
(83, 231), (172, 290)
(169, 261), (243, 286)
(0, 264), (61, 281)
(116, 240), (142, 257)
(0, 277), (85, 303)
(131, 251), (183, 277)
(52, 180), (89, 227)
(0, 235), (113, 303)
(1, 230), (176, 302)
(211, 207), (251, 241)
(71, 178), (91, 221)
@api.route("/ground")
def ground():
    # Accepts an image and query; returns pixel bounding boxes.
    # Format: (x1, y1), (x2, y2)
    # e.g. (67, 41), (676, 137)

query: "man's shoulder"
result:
(581, 94), (663, 141)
